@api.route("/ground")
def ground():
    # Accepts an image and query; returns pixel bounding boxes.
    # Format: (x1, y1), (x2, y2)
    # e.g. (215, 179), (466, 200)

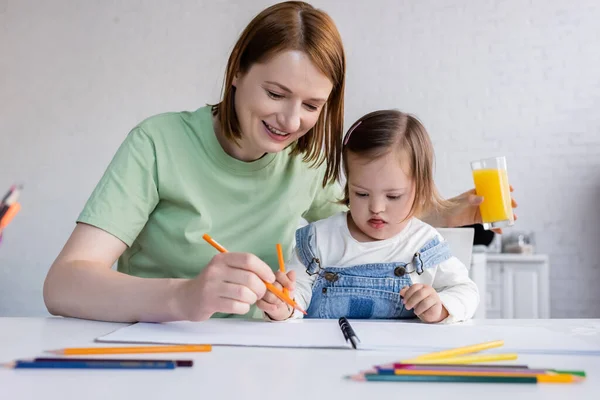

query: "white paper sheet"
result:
(98, 319), (350, 348)
(350, 320), (600, 355)
(96, 319), (600, 355)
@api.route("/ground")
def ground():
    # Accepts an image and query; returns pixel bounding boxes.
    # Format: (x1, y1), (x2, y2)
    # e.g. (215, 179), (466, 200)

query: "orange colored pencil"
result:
(202, 234), (227, 253)
(276, 243), (288, 296)
(47, 344), (212, 356)
(0, 202), (21, 229)
(202, 234), (307, 315)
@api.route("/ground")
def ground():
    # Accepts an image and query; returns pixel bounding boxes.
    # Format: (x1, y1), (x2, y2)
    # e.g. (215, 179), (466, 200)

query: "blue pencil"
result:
(34, 357), (193, 367)
(5, 360), (176, 370)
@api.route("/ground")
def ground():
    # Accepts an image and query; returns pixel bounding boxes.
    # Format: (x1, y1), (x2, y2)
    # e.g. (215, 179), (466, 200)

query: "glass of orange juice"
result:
(471, 156), (514, 230)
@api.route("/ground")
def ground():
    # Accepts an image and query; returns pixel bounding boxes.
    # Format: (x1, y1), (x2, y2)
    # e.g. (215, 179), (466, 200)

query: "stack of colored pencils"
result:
(346, 340), (586, 385)
(2, 345), (211, 370)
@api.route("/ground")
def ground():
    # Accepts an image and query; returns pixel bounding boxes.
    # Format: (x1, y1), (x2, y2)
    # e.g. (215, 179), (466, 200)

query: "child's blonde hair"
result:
(340, 109), (452, 219)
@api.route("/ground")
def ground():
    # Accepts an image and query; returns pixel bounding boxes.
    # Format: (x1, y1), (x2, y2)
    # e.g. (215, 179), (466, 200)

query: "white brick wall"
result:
(1, 0), (599, 317)
(333, 0), (600, 318)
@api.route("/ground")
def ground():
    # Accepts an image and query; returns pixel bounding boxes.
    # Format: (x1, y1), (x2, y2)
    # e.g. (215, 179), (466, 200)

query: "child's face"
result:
(346, 151), (415, 242)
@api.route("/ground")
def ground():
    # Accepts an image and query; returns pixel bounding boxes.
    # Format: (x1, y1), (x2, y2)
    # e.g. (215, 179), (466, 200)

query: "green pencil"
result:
(347, 374), (571, 384)
(550, 370), (587, 377)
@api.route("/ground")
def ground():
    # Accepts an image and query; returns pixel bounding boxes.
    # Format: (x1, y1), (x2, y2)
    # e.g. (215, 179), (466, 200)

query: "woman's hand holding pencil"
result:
(177, 239), (276, 321)
(202, 234), (307, 317)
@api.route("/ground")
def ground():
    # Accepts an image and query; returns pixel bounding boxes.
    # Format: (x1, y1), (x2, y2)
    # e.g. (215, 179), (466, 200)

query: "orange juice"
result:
(472, 168), (513, 224)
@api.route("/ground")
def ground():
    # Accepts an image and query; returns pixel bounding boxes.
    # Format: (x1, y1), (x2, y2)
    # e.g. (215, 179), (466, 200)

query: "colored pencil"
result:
(378, 363), (530, 370)
(1, 185), (21, 206)
(276, 243), (288, 296)
(4, 360), (176, 370)
(385, 369), (580, 381)
(347, 372), (582, 384)
(376, 366), (586, 377)
(34, 357), (193, 367)
(412, 340), (504, 360)
(202, 234), (307, 315)
(400, 353), (518, 365)
(0, 202), (20, 229)
(47, 344), (211, 355)
(0, 184), (16, 204)
(203, 234), (227, 253)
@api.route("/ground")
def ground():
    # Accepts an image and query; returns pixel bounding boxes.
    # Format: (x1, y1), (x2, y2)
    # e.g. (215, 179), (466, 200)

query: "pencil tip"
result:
(294, 305), (307, 315)
(346, 374), (365, 381)
(46, 349), (61, 355)
(363, 369), (377, 374)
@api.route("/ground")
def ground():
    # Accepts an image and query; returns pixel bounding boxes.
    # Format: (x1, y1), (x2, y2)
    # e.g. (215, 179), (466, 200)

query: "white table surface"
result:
(1, 318), (599, 400)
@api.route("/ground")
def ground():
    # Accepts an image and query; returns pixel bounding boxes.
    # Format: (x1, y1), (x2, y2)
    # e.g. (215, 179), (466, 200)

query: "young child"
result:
(263, 109), (480, 323)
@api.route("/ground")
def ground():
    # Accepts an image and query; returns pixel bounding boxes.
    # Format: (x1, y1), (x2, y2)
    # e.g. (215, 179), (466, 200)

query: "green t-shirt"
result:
(77, 105), (345, 318)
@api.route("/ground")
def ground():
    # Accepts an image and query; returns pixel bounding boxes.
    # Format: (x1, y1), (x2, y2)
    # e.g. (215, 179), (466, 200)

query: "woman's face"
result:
(230, 50), (333, 161)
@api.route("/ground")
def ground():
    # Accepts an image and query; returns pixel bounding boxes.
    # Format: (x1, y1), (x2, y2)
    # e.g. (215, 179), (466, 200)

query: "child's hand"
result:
(257, 270), (296, 321)
(400, 284), (449, 323)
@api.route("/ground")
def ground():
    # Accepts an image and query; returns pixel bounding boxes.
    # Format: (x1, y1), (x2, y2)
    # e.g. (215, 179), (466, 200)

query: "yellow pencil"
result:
(413, 340), (504, 361)
(401, 353), (518, 365)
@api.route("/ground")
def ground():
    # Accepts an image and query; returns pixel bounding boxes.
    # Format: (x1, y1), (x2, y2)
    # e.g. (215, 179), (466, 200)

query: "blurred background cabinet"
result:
(470, 253), (550, 319)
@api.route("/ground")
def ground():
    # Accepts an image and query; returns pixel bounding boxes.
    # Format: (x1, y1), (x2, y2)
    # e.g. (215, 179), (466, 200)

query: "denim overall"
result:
(295, 224), (453, 319)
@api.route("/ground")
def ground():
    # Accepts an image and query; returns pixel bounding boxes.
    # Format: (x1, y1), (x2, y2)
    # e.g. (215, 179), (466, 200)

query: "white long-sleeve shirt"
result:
(284, 212), (479, 324)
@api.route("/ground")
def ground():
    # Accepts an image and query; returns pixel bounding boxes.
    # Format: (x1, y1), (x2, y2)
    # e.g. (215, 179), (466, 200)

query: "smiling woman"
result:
(213, 1), (344, 181)
(43, 1), (347, 324)
(42, 1), (515, 325)
(216, 50), (334, 162)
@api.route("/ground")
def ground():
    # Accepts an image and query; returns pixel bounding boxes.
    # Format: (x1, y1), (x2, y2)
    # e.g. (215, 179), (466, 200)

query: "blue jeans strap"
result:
(412, 236), (453, 274)
(294, 224), (321, 274)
